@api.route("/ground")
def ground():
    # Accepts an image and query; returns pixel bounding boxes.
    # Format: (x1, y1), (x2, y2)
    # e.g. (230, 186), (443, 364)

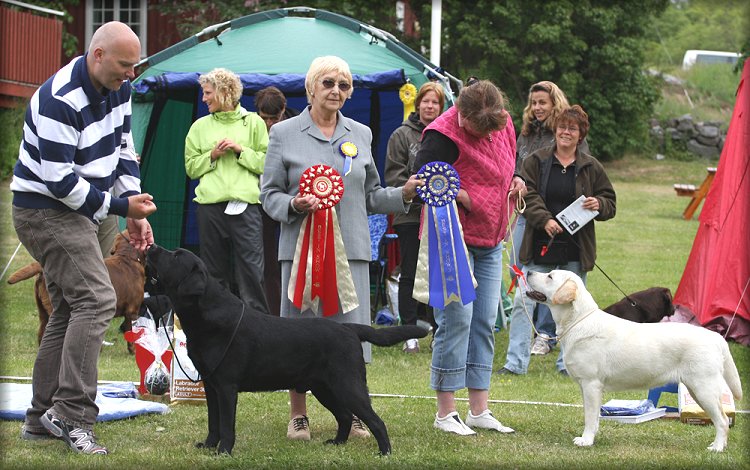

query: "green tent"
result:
(131, 6), (460, 250)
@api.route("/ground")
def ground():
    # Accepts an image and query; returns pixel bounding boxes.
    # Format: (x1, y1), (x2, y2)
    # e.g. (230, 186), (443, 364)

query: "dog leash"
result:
(164, 303), (245, 383)
(566, 236), (655, 319)
(0, 242), (23, 281)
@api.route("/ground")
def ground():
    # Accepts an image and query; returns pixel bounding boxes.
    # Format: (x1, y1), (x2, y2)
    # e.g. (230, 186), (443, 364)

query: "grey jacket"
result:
(260, 107), (407, 262)
(384, 112), (425, 226)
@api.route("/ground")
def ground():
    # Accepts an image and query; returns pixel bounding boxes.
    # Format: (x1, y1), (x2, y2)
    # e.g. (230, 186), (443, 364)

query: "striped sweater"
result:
(10, 54), (141, 222)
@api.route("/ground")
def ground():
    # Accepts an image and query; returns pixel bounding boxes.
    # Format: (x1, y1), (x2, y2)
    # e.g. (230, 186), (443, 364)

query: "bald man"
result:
(11, 21), (156, 455)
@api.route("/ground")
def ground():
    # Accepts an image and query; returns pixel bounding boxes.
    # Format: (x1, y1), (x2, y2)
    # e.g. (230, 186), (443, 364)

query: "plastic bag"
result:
(131, 310), (173, 395)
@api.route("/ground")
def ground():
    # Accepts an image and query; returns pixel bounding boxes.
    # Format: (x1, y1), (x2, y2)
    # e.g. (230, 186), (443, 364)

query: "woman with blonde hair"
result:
(385, 81), (445, 353)
(184, 67), (269, 312)
(261, 56), (421, 441)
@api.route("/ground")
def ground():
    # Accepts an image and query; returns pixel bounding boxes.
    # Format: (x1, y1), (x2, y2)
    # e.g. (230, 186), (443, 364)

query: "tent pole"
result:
(430, 0), (442, 66)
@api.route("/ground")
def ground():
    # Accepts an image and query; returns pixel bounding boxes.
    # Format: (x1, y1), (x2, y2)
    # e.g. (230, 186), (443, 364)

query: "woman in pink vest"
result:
(414, 80), (525, 435)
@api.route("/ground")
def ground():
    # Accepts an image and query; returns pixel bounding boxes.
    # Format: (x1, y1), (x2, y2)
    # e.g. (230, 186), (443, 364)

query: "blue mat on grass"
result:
(0, 382), (169, 421)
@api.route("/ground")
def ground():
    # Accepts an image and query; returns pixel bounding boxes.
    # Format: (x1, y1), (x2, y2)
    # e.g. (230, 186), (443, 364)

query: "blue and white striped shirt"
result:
(11, 54), (141, 222)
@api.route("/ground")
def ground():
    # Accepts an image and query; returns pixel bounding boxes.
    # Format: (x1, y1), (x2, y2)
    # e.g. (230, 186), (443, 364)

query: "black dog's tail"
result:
(344, 324), (429, 346)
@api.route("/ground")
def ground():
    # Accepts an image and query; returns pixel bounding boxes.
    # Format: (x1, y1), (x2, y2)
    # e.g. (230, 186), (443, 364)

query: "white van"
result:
(682, 50), (741, 70)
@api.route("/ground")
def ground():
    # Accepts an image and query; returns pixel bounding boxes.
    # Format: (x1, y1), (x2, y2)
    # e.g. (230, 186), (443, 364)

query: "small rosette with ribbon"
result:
(288, 165), (358, 316)
(339, 141), (358, 176)
(413, 162), (477, 309)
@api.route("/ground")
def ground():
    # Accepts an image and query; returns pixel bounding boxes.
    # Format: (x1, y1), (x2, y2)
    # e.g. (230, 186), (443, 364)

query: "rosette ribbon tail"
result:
(423, 202), (475, 308)
(289, 208), (357, 316)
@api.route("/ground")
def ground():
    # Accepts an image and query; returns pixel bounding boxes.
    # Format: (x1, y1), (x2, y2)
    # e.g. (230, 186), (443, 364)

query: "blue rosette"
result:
(413, 162), (476, 309)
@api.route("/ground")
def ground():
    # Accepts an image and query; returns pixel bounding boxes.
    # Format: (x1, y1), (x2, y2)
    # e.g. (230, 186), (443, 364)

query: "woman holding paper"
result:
(510, 104), (616, 374)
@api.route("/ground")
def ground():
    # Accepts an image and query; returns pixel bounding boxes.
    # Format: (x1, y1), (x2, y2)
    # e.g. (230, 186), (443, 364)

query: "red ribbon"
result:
(291, 165), (345, 316)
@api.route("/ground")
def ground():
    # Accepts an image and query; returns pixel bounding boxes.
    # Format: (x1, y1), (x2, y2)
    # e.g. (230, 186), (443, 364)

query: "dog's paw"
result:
(707, 441), (726, 452)
(573, 436), (594, 447)
(195, 441), (217, 450)
(324, 438), (346, 446)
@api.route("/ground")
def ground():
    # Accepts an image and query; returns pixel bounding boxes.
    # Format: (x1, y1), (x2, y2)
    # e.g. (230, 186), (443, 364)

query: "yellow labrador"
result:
(525, 269), (742, 452)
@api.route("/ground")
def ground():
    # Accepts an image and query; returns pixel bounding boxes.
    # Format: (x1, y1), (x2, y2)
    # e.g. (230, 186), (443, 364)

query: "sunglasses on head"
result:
(321, 79), (352, 92)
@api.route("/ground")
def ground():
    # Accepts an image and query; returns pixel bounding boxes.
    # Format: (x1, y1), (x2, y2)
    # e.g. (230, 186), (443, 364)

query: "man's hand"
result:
(126, 193), (157, 219)
(126, 218), (154, 253)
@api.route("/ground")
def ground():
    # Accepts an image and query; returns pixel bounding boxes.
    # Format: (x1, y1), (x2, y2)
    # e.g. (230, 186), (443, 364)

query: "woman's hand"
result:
(292, 193), (320, 213)
(508, 176), (527, 198)
(581, 196), (600, 211)
(456, 188), (472, 211)
(211, 138), (241, 161)
(544, 219), (563, 238)
(401, 174), (424, 202)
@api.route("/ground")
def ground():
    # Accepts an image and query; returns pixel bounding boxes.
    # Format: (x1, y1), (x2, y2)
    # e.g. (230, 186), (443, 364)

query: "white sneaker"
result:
(465, 410), (515, 433)
(433, 411), (476, 435)
(530, 335), (551, 355)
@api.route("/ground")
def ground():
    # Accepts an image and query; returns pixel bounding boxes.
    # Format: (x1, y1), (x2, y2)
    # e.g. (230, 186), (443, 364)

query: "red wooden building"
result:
(0, 0), (180, 108)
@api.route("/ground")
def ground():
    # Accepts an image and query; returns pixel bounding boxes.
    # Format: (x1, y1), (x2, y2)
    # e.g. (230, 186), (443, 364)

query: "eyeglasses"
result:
(321, 79), (352, 92)
(558, 125), (580, 133)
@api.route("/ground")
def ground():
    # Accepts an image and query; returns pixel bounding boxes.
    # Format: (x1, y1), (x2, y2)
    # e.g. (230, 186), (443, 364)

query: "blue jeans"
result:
(431, 242), (503, 391)
(503, 261), (587, 374)
(508, 216), (556, 340)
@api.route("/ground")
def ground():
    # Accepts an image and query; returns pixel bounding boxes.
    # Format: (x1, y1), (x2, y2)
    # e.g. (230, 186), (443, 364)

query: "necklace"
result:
(555, 153), (575, 174)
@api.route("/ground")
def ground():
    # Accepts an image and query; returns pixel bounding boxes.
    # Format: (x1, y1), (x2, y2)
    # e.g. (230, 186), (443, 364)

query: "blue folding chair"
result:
(367, 214), (398, 316)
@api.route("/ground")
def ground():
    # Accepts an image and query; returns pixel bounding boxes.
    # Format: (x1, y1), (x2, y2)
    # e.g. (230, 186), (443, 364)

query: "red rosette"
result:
(299, 165), (344, 209)
(291, 164), (355, 317)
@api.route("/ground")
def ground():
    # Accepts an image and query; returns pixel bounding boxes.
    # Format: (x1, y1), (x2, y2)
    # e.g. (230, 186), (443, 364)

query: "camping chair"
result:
(368, 214), (398, 316)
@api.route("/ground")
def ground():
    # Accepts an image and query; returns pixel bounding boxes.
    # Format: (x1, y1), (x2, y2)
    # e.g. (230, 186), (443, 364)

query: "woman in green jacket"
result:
(184, 68), (269, 311)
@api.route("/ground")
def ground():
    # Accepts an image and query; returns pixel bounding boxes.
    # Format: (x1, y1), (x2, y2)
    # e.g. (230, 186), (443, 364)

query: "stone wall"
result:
(649, 114), (726, 158)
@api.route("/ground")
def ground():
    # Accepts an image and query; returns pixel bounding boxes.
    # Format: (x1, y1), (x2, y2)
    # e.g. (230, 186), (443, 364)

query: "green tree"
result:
(409, 0), (669, 160)
(643, 0), (747, 69)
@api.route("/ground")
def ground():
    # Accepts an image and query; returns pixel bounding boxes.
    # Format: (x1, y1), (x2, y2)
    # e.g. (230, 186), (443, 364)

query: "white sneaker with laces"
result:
(530, 335), (551, 355)
(466, 410), (515, 433)
(433, 411), (476, 435)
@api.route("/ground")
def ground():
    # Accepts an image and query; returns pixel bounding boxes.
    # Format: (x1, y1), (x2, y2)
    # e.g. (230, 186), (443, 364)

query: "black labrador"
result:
(145, 245), (428, 455)
(603, 287), (675, 323)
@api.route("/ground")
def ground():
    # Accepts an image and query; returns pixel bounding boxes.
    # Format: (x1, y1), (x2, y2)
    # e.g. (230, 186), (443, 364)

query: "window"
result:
(85, 0), (148, 57)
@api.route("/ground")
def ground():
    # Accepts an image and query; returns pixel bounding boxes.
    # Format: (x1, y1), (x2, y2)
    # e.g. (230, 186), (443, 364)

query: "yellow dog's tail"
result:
(722, 342), (743, 400)
(7, 262), (42, 284)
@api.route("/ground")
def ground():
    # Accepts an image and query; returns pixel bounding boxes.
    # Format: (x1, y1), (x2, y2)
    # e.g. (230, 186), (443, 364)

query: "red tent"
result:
(673, 60), (750, 346)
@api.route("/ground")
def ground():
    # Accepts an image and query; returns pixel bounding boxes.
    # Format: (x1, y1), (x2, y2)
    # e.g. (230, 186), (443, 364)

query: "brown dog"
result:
(7, 231), (145, 353)
(602, 287), (675, 323)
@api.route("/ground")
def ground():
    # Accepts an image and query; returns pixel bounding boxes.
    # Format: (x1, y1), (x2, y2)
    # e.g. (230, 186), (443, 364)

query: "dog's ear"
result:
(177, 262), (207, 298)
(552, 279), (578, 304)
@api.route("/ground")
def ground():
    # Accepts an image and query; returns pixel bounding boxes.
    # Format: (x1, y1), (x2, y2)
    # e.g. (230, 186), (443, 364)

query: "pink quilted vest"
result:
(426, 106), (516, 247)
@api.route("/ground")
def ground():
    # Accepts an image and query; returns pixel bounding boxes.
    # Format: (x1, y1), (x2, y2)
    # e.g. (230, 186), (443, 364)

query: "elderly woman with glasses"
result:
(260, 56), (421, 442)
(413, 80), (526, 436)
(511, 104), (616, 374)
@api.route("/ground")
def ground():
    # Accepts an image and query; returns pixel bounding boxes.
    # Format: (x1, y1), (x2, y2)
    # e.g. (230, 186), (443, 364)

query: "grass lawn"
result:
(0, 155), (747, 469)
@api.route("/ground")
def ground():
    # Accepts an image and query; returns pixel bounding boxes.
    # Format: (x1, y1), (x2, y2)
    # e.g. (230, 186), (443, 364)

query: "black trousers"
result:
(196, 202), (269, 314)
(394, 223), (432, 326)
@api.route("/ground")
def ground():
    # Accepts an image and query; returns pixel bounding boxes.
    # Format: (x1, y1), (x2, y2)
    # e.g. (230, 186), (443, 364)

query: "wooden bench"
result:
(674, 167), (717, 220)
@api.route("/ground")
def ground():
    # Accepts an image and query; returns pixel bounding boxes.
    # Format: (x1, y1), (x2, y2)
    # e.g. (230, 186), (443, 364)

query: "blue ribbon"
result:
(416, 162), (475, 308)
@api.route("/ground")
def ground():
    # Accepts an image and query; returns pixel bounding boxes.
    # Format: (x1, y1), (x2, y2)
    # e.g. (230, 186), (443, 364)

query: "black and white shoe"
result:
(40, 411), (108, 455)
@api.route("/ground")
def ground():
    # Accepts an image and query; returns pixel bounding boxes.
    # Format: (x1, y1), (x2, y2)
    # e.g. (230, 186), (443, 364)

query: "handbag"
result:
(533, 238), (568, 265)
